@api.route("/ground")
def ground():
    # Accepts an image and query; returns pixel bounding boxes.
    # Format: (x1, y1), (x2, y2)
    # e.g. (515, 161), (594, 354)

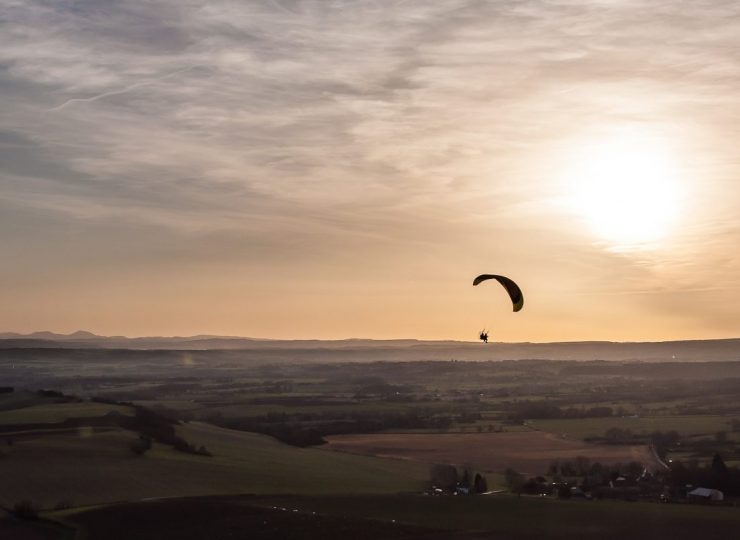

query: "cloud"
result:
(47, 65), (201, 112)
(2, 0), (740, 337)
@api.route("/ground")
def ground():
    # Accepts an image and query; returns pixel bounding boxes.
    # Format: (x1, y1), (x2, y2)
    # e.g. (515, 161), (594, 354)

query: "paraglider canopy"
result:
(472, 274), (524, 312)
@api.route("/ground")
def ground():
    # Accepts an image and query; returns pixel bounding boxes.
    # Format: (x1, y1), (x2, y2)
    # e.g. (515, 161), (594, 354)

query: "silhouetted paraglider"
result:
(472, 274), (523, 312)
(473, 274), (523, 343)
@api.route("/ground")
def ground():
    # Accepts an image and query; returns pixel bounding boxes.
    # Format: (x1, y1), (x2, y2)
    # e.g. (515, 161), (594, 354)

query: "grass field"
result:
(0, 421), (428, 509)
(254, 493), (740, 536)
(530, 415), (740, 440)
(0, 513), (73, 540)
(52, 493), (740, 540)
(56, 496), (437, 540)
(0, 402), (132, 426)
(200, 399), (454, 419)
(0, 392), (49, 412)
(176, 421), (430, 493)
(324, 431), (660, 475)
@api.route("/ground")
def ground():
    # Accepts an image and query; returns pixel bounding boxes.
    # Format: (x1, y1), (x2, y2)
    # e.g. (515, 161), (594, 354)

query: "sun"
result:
(563, 128), (684, 250)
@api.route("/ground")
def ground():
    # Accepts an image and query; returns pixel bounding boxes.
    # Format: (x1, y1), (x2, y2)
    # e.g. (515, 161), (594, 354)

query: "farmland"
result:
(324, 431), (660, 475)
(530, 415), (739, 440)
(253, 493), (740, 538)
(2, 345), (740, 539)
(0, 402), (131, 426)
(0, 419), (428, 509)
(51, 493), (740, 540)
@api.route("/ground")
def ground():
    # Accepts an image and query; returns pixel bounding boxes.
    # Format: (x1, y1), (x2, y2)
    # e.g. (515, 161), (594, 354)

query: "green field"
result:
(177, 421), (429, 493)
(0, 402), (132, 426)
(51, 494), (740, 540)
(200, 399), (454, 419)
(0, 421), (428, 509)
(0, 391), (49, 412)
(530, 415), (739, 440)
(252, 493), (740, 535)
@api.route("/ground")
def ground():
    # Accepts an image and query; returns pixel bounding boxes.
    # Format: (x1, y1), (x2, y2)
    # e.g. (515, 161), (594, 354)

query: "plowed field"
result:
(325, 431), (660, 475)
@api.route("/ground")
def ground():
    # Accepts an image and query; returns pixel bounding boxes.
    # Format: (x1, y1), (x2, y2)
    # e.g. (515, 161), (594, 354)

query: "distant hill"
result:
(1, 331), (740, 361)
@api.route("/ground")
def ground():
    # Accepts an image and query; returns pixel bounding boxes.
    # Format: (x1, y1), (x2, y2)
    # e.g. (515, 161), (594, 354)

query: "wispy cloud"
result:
(2, 0), (740, 338)
(46, 65), (201, 112)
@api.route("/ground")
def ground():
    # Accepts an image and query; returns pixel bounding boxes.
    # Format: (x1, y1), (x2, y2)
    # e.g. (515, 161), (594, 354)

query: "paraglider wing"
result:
(472, 274), (524, 312)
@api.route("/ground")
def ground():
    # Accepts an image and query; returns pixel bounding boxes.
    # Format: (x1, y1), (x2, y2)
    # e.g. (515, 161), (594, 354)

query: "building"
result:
(687, 487), (724, 502)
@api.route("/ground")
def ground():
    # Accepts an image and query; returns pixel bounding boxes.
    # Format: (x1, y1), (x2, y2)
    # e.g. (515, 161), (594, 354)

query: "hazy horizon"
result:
(4, 328), (740, 346)
(3, 1), (740, 342)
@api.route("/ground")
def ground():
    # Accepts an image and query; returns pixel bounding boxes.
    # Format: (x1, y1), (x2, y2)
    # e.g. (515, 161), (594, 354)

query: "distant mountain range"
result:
(0, 330), (261, 341)
(1, 331), (740, 362)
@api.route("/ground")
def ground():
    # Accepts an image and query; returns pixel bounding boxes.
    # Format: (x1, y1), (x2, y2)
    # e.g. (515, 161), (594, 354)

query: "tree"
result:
(711, 453), (728, 475)
(474, 473), (488, 493)
(129, 435), (152, 456)
(575, 455), (591, 476)
(504, 468), (525, 495)
(557, 483), (572, 499)
(605, 427), (631, 443)
(626, 461), (644, 478)
(560, 461), (577, 477)
(13, 501), (38, 520)
(430, 464), (457, 491)
(459, 467), (471, 488)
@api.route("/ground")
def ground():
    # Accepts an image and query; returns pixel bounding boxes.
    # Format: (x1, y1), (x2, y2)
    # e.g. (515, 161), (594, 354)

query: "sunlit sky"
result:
(2, 0), (740, 341)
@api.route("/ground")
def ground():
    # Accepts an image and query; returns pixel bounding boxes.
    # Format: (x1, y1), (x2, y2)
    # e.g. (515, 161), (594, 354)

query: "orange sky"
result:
(1, 1), (739, 341)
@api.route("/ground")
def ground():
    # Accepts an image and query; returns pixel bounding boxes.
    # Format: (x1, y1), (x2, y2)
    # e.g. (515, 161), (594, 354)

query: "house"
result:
(569, 486), (588, 498)
(687, 487), (723, 502)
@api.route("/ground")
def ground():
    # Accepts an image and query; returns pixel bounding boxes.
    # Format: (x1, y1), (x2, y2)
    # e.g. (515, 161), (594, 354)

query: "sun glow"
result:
(563, 128), (685, 250)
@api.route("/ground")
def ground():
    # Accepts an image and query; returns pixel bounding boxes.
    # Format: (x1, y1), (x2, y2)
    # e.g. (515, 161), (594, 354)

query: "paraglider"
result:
(472, 274), (523, 312)
(473, 274), (523, 343)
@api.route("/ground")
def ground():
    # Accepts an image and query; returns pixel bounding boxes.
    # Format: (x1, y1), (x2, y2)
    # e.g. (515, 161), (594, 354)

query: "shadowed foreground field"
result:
(0, 509), (73, 540)
(58, 497), (440, 540)
(0, 422), (427, 509)
(324, 431), (660, 475)
(49, 494), (740, 540)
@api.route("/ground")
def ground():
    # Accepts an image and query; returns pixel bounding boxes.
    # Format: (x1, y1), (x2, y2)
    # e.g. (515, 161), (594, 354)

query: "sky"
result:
(2, 0), (740, 342)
